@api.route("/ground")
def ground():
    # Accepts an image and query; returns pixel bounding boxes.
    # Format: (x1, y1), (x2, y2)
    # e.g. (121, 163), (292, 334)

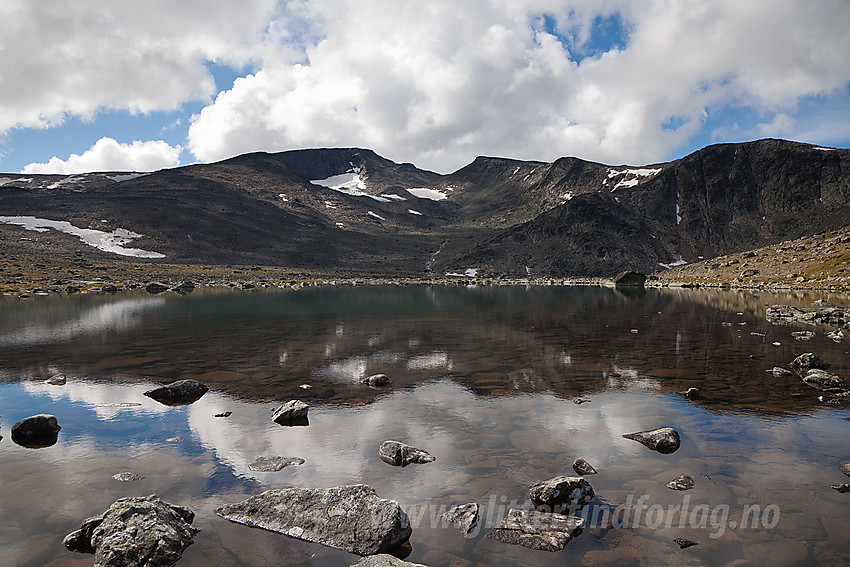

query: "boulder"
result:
(145, 282), (169, 294)
(11, 414), (61, 448)
(831, 484), (850, 493)
(840, 463), (850, 477)
(683, 387), (700, 400)
(64, 495), (197, 566)
(440, 503), (479, 535)
(144, 379), (208, 405)
(572, 458), (598, 475)
(623, 427), (681, 454)
(172, 281), (195, 294)
(215, 485), (411, 556)
(349, 555), (427, 567)
(827, 329), (846, 342)
(248, 456), (305, 472)
(791, 353), (831, 372)
(767, 366), (797, 378)
(666, 474), (694, 490)
(271, 400), (309, 425)
(45, 373), (67, 385)
(528, 476), (594, 512)
(802, 369), (846, 390)
(792, 330), (815, 341)
(379, 441), (435, 466)
(361, 374), (392, 387)
(486, 509), (585, 551)
(675, 538), (698, 549)
(613, 271), (646, 287)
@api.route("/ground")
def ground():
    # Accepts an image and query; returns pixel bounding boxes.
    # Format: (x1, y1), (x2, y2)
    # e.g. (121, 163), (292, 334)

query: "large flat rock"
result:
(215, 484), (411, 555)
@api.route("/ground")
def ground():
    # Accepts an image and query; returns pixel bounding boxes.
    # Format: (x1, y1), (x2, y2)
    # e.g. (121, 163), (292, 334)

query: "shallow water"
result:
(1, 285), (849, 566)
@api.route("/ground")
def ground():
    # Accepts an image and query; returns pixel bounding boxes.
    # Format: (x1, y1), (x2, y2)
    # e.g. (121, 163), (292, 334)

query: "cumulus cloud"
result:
(22, 137), (182, 174)
(0, 0), (281, 132)
(188, 0), (850, 171)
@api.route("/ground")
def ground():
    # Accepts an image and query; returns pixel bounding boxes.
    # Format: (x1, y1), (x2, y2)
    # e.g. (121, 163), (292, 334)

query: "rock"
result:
(145, 282), (170, 294)
(801, 369), (846, 390)
(792, 330), (816, 341)
(361, 374), (391, 386)
(11, 414), (61, 448)
(528, 476), (594, 512)
(623, 427), (681, 454)
(614, 271), (646, 287)
(840, 463), (850, 477)
(574, 398), (591, 404)
(101, 284), (118, 294)
(172, 281), (195, 294)
(166, 436), (183, 442)
(248, 456), (305, 472)
(440, 503), (479, 535)
(791, 352), (831, 372)
(45, 373), (67, 385)
(683, 387), (700, 400)
(767, 366), (797, 378)
(831, 484), (850, 493)
(666, 474), (694, 490)
(214, 411), (232, 418)
(674, 538), (698, 549)
(379, 440), (435, 466)
(349, 555), (427, 567)
(271, 400), (309, 425)
(827, 329), (846, 342)
(486, 509), (585, 551)
(112, 472), (144, 482)
(572, 458), (598, 475)
(215, 485), (411, 556)
(64, 495), (197, 566)
(144, 379), (209, 405)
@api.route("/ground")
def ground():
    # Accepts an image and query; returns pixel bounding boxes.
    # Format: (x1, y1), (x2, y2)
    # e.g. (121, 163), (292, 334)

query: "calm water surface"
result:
(1, 285), (849, 566)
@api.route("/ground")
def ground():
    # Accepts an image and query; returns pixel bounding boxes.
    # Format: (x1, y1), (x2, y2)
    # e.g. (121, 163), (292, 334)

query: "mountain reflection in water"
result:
(0, 285), (848, 566)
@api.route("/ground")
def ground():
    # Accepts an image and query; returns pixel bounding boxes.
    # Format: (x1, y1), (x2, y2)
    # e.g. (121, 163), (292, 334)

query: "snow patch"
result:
(446, 268), (478, 277)
(380, 193), (406, 201)
(561, 191), (573, 201)
(407, 188), (448, 201)
(107, 173), (148, 183)
(658, 254), (688, 269)
(512, 166), (520, 176)
(676, 192), (682, 224)
(311, 169), (390, 202)
(0, 216), (165, 258)
(814, 147), (835, 151)
(47, 175), (87, 189)
(407, 209), (423, 215)
(278, 193), (288, 202)
(367, 211), (385, 221)
(607, 168), (662, 190)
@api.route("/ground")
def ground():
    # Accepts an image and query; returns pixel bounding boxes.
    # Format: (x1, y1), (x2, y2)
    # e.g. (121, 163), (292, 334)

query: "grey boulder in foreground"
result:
(271, 399), (310, 425)
(64, 495), (197, 567)
(144, 379), (209, 405)
(486, 509), (586, 551)
(215, 484), (412, 555)
(623, 427), (681, 454)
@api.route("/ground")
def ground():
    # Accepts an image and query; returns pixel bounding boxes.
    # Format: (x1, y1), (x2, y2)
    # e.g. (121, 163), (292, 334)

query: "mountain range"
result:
(0, 138), (848, 278)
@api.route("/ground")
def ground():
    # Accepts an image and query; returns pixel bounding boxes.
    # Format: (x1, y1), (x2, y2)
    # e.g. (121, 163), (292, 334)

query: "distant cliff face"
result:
(0, 139), (847, 277)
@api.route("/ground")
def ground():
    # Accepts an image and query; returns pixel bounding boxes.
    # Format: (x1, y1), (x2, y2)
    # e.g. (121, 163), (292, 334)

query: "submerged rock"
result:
(440, 503), (479, 535)
(528, 476), (594, 512)
(767, 366), (797, 378)
(840, 463), (850, 477)
(11, 414), (61, 448)
(272, 400), (309, 425)
(248, 456), (305, 472)
(486, 509), (585, 551)
(361, 374), (392, 387)
(215, 485), (411, 556)
(802, 369), (846, 390)
(144, 379), (208, 405)
(666, 474), (695, 491)
(379, 441), (435, 466)
(64, 495), (197, 566)
(350, 555), (427, 567)
(791, 353), (831, 372)
(112, 472), (144, 482)
(827, 329), (846, 342)
(623, 427), (681, 454)
(572, 458), (598, 475)
(674, 538), (698, 549)
(792, 330), (816, 341)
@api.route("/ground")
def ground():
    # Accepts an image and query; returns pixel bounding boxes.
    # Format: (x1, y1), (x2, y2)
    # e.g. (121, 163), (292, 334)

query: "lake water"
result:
(1, 285), (849, 566)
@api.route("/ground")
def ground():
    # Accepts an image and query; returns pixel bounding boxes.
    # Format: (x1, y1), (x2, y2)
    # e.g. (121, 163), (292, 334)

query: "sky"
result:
(1, 0), (849, 175)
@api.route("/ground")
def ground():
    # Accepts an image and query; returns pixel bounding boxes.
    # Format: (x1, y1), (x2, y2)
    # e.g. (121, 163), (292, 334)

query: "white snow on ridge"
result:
(311, 170), (390, 202)
(0, 216), (165, 258)
(658, 254), (687, 269)
(407, 188), (448, 201)
(607, 168), (662, 190)
(814, 147), (835, 151)
(107, 173), (148, 183)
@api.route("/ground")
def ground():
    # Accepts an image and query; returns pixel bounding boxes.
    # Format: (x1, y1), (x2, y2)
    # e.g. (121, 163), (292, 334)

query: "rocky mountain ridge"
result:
(0, 139), (847, 278)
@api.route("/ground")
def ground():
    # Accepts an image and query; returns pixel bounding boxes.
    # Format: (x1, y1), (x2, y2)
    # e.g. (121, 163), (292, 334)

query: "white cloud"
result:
(187, 0), (850, 171)
(22, 137), (182, 174)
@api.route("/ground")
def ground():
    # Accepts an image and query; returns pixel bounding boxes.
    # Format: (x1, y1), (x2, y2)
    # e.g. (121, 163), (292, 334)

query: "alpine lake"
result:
(1, 284), (849, 567)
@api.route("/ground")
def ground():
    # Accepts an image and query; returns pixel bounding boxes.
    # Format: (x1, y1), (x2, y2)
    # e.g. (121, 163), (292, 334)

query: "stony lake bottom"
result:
(1, 285), (849, 567)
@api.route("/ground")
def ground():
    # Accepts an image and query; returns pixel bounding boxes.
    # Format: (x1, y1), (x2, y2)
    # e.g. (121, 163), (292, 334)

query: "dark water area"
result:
(1, 285), (849, 566)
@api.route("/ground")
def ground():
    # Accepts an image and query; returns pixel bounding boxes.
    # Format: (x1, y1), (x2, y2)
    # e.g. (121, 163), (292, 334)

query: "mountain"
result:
(0, 139), (848, 277)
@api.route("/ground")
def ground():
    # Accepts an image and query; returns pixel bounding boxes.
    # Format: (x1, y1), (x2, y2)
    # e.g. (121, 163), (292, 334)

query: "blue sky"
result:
(1, 0), (848, 175)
